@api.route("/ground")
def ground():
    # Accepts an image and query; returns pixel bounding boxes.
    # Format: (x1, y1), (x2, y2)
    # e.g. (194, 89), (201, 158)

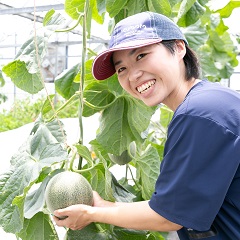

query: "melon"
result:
(108, 141), (136, 165)
(45, 171), (93, 219)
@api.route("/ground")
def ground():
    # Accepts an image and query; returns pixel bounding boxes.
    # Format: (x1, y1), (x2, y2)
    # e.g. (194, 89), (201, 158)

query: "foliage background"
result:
(0, 0), (239, 239)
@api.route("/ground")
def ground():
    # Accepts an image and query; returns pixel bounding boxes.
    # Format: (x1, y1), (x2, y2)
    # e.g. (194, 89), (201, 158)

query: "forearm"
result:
(90, 200), (181, 231)
(54, 193), (182, 232)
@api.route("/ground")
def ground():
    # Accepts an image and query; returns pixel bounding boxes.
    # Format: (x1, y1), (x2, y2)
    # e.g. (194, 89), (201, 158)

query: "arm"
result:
(53, 191), (182, 231)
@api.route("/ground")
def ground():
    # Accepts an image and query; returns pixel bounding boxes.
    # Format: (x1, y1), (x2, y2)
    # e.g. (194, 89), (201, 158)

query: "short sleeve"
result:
(149, 114), (240, 231)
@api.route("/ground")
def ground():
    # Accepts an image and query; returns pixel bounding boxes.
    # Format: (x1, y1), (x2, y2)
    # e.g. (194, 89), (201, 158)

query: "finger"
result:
(53, 215), (68, 227)
(54, 209), (69, 219)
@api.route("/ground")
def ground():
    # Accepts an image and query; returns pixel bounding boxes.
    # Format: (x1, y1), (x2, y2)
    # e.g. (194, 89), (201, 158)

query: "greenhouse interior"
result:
(0, 0), (240, 239)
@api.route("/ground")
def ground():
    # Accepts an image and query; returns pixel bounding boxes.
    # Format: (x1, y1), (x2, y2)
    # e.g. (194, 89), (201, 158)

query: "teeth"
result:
(137, 80), (156, 93)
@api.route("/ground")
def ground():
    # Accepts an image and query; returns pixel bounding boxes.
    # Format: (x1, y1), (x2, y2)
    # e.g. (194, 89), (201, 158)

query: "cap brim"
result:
(92, 39), (162, 80)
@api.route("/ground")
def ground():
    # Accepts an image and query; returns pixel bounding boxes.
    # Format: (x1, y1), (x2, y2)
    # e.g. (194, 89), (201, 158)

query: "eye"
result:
(136, 53), (146, 61)
(116, 66), (126, 74)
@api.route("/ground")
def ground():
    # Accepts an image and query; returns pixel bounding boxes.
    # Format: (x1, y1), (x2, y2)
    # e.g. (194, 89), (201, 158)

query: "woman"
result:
(54, 11), (240, 239)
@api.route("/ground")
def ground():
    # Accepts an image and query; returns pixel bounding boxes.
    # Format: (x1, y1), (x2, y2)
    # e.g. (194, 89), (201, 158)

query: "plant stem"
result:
(47, 93), (79, 122)
(55, 14), (83, 33)
(84, 97), (117, 110)
(77, 0), (89, 170)
(127, 165), (141, 190)
(69, 147), (77, 171)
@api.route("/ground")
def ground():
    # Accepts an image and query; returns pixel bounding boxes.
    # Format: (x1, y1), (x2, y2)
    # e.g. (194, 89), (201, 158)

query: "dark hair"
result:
(161, 40), (201, 80)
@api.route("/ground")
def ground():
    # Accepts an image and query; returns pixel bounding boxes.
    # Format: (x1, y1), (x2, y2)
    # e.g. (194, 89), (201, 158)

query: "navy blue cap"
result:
(92, 11), (187, 80)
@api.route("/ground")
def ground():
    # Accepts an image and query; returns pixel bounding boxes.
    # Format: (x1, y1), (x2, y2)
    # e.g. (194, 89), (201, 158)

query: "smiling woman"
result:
(112, 42), (197, 108)
(51, 11), (240, 240)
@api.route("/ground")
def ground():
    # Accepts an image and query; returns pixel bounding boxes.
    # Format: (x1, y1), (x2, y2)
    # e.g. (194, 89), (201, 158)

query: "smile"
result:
(137, 80), (156, 94)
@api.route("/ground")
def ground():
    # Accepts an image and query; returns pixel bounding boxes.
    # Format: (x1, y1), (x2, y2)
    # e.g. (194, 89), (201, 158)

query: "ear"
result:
(175, 40), (186, 60)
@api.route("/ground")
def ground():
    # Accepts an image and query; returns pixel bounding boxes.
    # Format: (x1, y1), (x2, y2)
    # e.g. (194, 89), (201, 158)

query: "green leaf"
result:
(55, 64), (80, 99)
(83, 82), (116, 117)
(64, 0), (85, 20)
(75, 144), (94, 165)
(111, 174), (136, 202)
(2, 10), (66, 94)
(90, 139), (112, 166)
(43, 9), (66, 27)
(160, 106), (173, 129)
(30, 118), (67, 145)
(124, 0), (147, 16)
(65, 0), (103, 24)
(0, 170), (23, 233)
(41, 94), (55, 115)
(112, 226), (149, 240)
(43, 9), (56, 26)
(106, 0), (128, 17)
(177, 0), (205, 27)
(98, 153), (116, 201)
(177, 0), (196, 20)
(199, 46), (220, 78)
(97, 96), (155, 155)
(96, 0), (106, 15)
(0, 121), (68, 234)
(184, 23), (208, 51)
(135, 145), (160, 200)
(17, 212), (58, 240)
(24, 169), (63, 219)
(215, 0), (240, 18)
(2, 60), (43, 94)
(0, 69), (5, 87)
(67, 223), (108, 239)
(148, 0), (172, 17)
(148, 231), (168, 239)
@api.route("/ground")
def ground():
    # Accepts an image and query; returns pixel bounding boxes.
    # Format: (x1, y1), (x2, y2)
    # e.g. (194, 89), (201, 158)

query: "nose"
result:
(128, 67), (143, 82)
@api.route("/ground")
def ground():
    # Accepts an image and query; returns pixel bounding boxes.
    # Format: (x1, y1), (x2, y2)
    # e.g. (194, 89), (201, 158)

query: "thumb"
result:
(54, 209), (68, 220)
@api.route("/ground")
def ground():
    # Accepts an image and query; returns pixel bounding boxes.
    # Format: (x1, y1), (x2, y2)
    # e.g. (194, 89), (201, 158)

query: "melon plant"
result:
(45, 171), (93, 219)
(108, 141), (136, 165)
(0, 0), (238, 239)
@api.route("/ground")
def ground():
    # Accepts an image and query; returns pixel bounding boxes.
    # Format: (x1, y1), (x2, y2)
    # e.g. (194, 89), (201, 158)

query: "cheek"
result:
(118, 79), (140, 98)
(118, 78), (129, 91)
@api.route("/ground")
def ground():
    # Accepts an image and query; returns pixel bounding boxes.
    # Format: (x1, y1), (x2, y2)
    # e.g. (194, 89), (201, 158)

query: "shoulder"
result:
(174, 80), (240, 136)
(180, 80), (240, 114)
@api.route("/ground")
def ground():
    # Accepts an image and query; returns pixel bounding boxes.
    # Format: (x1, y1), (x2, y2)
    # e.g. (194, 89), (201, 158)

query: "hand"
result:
(53, 204), (92, 230)
(53, 191), (113, 230)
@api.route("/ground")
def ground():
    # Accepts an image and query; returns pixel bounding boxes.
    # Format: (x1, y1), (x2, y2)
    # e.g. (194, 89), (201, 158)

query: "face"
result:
(112, 42), (186, 108)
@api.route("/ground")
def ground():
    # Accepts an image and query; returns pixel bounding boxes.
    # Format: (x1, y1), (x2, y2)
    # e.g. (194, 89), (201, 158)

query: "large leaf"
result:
(17, 212), (58, 240)
(55, 63), (80, 99)
(30, 118), (67, 145)
(148, 0), (172, 17)
(0, 121), (68, 234)
(184, 23), (208, 51)
(177, 0), (206, 27)
(135, 145), (160, 200)
(2, 60), (43, 94)
(111, 226), (150, 240)
(83, 82), (116, 117)
(67, 223), (108, 239)
(24, 169), (64, 219)
(111, 174), (136, 202)
(2, 11), (66, 94)
(124, 0), (147, 16)
(215, 0), (240, 18)
(106, 0), (128, 17)
(97, 96), (155, 155)
(65, 0), (103, 27)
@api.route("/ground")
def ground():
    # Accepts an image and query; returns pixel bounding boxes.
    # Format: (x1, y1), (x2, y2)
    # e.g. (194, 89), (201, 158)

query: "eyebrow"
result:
(113, 48), (137, 68)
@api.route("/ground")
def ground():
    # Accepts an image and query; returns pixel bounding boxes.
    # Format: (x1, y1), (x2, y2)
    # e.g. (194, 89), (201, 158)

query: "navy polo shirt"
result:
(149, 80), (240, 239)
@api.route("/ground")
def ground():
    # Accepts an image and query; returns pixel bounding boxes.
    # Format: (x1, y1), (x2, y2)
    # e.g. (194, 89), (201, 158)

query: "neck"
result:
(164, 78), (200, 111)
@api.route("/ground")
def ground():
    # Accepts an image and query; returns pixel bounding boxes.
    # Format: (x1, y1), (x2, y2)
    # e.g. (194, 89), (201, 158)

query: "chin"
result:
(143, 101), (160, 107)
